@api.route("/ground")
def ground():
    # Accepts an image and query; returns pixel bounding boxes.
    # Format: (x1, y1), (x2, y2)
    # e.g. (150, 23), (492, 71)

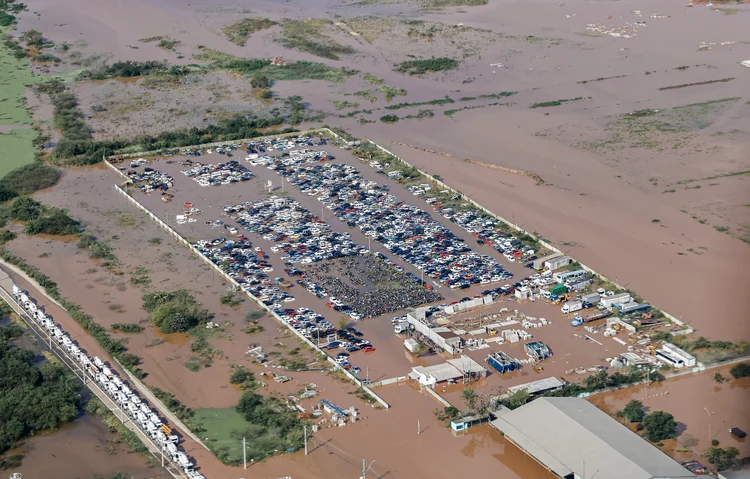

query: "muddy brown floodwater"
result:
(5, 407), (160, 479)
(589, 365), (750, 463)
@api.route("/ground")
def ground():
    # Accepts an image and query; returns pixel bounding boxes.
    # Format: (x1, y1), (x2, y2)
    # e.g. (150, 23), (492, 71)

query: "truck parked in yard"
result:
(571, 310), (611, 326)
(561, 300), (583, 314)
(394, 321), (411, 334)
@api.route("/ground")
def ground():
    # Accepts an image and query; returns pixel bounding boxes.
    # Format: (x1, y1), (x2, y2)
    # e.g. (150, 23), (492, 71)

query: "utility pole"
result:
(304, 424), (308, 455)
(361, 459), (375, 479)
(418, 420), (420, 435)
(243, 437), (247, 469)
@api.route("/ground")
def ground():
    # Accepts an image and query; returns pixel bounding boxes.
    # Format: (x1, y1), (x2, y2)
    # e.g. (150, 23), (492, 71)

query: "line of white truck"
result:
(10, 284), (205, 479)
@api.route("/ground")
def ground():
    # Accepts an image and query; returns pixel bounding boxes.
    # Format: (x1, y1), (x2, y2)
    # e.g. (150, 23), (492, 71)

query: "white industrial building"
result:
(533, 252), (562, 270)
(656, 342), (697, 368)
(491, 398), (696, 479)
(600, 292), (632, 308)
(409, 355), (487, 387)
(406, 309), (463, 354)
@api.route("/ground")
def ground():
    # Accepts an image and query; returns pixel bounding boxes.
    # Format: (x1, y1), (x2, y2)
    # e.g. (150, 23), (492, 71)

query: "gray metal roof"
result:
(491, 397), (695, 479)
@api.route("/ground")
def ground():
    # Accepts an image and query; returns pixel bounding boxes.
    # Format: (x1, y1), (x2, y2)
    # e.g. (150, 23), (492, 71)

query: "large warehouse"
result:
(491, 397), (696, 479)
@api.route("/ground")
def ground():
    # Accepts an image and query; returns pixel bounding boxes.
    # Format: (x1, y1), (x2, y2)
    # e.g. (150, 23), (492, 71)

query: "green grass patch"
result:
(278, 19), (355, 60)
(384, 95), (454, 110)
(222, 18), (278, 46)
(530, 97), (584, 108)
(673, 97), (740, 110)
(404, 109), (434, 119)
(459, 92), (517, 102)
(332, 100), (359, 110)
(0, 34), (38, 126)
(363, 73), (384, 84)
(0, 129), (36, 178)
(380, 114), (399, 123)
(377, 85), (407, 100)
(339, 108), (374, 118)
(394, 57), (459, 75)
(444, 101), (511, 116)
(194, 48), (357, 82)
(193, 404), (304, 465)
(139, 36), (181, 50)
(111, 323), (143, 333)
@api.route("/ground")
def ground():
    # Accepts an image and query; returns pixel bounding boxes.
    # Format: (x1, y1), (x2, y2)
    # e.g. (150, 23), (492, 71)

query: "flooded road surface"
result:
(5, 414), (160, 479)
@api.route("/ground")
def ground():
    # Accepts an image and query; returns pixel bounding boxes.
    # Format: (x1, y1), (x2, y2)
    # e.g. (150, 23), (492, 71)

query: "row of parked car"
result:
(246, 149), (332, 169)
(225, 197), (366, 265)
(438, 207), (535, 263)
(11, 285), (204, 479)
(193, 238), (300, 309)
(180, 160), (254, 187)
(127, 167), (174, 193)
(260, 162), (511, 289)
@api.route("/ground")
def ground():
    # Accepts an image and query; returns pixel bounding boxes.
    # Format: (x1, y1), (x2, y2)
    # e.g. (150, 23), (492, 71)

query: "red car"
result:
(363, 346), (376, 353)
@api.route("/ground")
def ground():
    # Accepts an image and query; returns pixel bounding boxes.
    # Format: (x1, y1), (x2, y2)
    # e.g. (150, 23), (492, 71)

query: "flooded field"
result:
(4, 414), (161, 479)
(3, 0), (749, 475)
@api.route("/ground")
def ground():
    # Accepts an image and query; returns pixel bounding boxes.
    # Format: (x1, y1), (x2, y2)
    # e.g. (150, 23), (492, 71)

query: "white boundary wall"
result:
(111, 183), (390, 409)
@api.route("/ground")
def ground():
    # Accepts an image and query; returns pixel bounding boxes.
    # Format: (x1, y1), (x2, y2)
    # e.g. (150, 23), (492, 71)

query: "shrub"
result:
(24, 209), (82, 236)
(0, 163), (62, 195)
(394, 57), (459, 75)
(142, 290), (210, 333)
(706, 446), (739, 471)
(222, 18), (278, 46)
(80, 60), (169, 80)
(20, 29), (43, 48)
(619, 400), (645, 423)
(111, 323), (143, 334)
(379, 114), (399, 123)
(729, 362), (750, 379)
(230, 366), (254, 385)
(250, 74), (271, 89)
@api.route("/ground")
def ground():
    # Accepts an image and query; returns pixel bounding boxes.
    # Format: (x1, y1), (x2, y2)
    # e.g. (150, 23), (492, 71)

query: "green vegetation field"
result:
(0, 34), (38, 177)
(192, 408), (249, 464)
(0, 128), (36, 177)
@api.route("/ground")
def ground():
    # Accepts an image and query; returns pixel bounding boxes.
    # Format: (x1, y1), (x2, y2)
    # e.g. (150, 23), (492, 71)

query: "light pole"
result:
(361, 459), (376, 479)
(704, 407), (711, 444)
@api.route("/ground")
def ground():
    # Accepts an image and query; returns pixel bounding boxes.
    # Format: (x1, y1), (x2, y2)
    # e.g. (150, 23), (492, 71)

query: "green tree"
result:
(250, 74), (271, 89)
(230, 366), (254, 385)
(706, 446), (739, 471)
(620, 400), (645, 423)
(142, 290), (210, 333)
(461, 389), (478, 412)
(642, 411), (677, 442)
(506, 389), (531, 410)
(729, 362), (750, 379)
(20, 29), (43, 48)
(0, 328), (81, 454)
